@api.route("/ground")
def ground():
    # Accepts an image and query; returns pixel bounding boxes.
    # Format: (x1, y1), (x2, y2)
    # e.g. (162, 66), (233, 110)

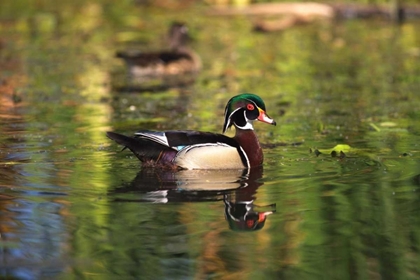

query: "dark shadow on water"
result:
(109, 166), (276, 231)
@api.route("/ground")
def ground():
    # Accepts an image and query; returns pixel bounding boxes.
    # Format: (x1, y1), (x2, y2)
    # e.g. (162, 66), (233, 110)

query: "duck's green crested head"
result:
(223, 93), (276, 133)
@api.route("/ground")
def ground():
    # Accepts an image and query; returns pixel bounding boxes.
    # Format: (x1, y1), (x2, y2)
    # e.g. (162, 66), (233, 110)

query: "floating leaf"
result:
(313, 144), (352, 157)
(380, 122), (397, 127)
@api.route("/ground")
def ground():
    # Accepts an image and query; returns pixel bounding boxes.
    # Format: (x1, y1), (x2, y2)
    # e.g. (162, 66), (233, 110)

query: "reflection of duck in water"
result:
(110, 167), (276, 231)
(224, 166), (276, 231)
(116, 22), (201, 80)
(224, 196), (275, 231)
(107, 93), (276, 169)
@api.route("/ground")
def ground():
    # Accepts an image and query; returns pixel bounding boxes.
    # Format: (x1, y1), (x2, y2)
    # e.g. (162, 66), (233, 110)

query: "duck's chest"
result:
(234, 130), (263, 168)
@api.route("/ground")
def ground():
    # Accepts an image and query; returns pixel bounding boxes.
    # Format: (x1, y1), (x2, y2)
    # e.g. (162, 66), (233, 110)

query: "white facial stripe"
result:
(240, 110), (254, 130)
(228, 107), (242, 121)
(224, 107), (242, 132)
(235, 121), (254, 130)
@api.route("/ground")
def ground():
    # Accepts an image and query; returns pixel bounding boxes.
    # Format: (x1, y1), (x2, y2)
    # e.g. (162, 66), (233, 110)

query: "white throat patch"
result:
(235, 111), (254, 130)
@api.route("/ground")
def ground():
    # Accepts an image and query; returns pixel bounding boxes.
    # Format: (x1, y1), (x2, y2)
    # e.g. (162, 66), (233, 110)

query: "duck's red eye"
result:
(246, 104), (254, 110)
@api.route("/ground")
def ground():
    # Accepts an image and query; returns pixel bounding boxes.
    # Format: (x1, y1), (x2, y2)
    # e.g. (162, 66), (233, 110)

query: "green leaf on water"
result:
(312, 144), (352, 158)
(317, 144), (351, 154)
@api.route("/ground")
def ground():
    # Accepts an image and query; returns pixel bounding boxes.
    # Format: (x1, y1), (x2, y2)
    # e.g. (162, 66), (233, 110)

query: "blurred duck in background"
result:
(116, 22), (201, 84)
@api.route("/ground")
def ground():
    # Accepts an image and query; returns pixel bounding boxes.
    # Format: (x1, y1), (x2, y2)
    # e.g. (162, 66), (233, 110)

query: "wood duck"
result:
(116, 22), (202, 78)
(106, 93), (276, 169)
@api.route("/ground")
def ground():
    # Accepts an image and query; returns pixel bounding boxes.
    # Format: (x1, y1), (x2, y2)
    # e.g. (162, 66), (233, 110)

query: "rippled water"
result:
(1, 2), (420, 279)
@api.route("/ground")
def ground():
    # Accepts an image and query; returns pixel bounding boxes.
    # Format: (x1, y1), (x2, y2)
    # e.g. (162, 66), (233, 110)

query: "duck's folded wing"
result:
(107, 131), (177, 163)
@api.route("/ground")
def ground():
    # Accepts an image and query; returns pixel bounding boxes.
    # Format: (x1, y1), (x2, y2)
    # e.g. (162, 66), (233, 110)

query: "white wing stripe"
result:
(180, 142), (233, 154)
(134, 132), (170, 147)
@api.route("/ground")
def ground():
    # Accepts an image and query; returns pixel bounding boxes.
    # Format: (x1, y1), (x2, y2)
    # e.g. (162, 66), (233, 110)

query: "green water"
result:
(1, 1), (420, 279)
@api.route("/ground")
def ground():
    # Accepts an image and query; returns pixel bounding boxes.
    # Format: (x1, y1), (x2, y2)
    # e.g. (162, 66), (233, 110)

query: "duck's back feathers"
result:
(143, 130), (237, 148)
(116, 51), (194, 66)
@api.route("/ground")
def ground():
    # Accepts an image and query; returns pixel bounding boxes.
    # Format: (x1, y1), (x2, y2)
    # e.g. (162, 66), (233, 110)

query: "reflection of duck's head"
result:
(224, 198), (275, 231)
(223, 166), (275, 231)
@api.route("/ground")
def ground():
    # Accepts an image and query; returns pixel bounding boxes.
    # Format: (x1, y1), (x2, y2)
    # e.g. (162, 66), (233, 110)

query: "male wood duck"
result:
(106, 93), (276, 169)
(116, 22), (202, 78)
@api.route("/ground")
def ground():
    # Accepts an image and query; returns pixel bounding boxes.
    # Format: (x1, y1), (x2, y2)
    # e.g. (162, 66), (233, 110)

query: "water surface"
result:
(1, 2), (420, 279)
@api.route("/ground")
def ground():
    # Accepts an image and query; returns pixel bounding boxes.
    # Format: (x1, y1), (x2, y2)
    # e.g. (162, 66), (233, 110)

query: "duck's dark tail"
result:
(106, 132), (176, 164)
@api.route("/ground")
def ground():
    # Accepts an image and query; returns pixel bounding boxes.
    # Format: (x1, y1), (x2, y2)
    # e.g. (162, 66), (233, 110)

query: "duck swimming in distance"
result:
(116, 22), (201, 78)
(106, 93), (276, 170)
